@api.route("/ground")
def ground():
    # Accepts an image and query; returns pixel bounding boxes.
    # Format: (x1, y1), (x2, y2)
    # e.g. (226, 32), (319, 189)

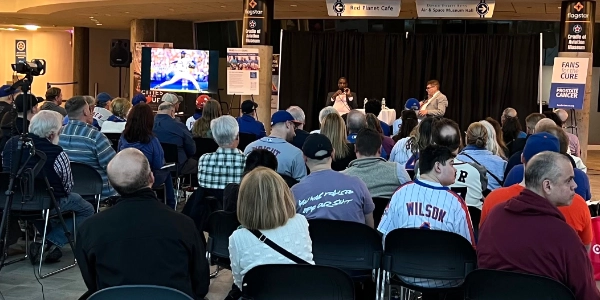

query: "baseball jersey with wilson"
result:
(378, 178), (475, 288)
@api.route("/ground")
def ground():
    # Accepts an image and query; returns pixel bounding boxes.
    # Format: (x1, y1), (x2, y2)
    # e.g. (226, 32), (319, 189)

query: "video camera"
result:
(11, 59), (46, 76)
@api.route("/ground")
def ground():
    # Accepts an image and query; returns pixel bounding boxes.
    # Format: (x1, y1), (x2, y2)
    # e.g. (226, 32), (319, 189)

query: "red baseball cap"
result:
(196, 95), (210, 109)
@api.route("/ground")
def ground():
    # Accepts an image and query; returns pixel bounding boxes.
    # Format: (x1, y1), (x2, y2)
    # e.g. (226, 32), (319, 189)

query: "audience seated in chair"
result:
(118, 103), (176, 208)
(93, 92), (113, 127)
(364, 99), (390, 136)
(228, 167), (314, 298)
(292, 134), (374, 227)
(40, 87), (67, 117)
(192, 99), (221, 139)
(287, 106), (309, 150)
(0, 85), (18, 129)
(0, 94), (42, 151)
(154, 102), (197, 176)
(365, 113), (394, 159)
(342, 128), (410, 199)
(309, 106), (338, 134)
(244, 110), (306, 181)
(321, 113), (357, 171)
(2, 110), (94, 263)
(198, 115), (246, 190)
(101, 97), (131, 134)
(504, 113), (545, 177)
(186, 95), (208, 130)
(75, 148), (209, 300)
(236, 100), (266, 139)
(478, 151), (599, 300)
(60, 96), (118, 200)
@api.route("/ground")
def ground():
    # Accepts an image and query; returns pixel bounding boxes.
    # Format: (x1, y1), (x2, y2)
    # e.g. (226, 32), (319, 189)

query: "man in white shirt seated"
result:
(326, 77), (357, 115)
(378, 144), (475, 288)
(93, 92), (113, 127)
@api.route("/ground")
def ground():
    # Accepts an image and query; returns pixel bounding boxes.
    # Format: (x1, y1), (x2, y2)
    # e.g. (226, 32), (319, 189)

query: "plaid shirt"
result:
(198, 147), (246, 190)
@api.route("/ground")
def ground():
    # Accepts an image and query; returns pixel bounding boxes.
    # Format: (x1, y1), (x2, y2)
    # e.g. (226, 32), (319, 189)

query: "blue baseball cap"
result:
(132, 93), (147, 106)
(0, 85), (18, 98)
(523, 133), (560, 162)
(271, 110), (300, 126)
(96, 92), (112, 104)
(405, 98), (420, 110)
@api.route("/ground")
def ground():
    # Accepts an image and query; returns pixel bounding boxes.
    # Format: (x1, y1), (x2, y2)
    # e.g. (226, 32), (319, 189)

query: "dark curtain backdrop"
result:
(279, 31), (540, 132)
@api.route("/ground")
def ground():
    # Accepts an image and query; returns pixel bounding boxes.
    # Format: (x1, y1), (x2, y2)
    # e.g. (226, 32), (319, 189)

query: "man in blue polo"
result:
(243, 110), (306, 181)
(237, 100), (266, 139)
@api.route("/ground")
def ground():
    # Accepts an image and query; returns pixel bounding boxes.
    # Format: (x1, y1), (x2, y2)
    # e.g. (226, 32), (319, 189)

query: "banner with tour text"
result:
(549, 57), (589, 110)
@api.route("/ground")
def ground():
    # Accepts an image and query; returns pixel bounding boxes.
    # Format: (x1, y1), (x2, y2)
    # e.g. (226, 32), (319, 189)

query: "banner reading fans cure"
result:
(549, 57), (589, 110)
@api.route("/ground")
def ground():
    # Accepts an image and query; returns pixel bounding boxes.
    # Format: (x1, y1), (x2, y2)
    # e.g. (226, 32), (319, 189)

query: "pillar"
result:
(129, 19), (155, 99)
(558, 0), (595, 163)
(241, 0), (274, 133)
(72, 27), (89, 96)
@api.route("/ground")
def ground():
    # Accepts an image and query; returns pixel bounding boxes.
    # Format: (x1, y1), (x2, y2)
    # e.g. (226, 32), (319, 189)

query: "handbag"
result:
(248, 229), (310, 264)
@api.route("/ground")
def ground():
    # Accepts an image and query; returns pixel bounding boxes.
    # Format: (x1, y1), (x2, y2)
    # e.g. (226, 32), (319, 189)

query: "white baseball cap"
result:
(161, 93), (180, 105)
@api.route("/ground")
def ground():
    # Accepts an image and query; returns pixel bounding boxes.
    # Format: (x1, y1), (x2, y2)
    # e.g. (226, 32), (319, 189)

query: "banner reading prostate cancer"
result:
(549, 57), (589, 110)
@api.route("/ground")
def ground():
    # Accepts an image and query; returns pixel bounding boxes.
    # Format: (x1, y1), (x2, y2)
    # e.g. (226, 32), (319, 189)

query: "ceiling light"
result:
(290, 4), (297, 7)
(96, 23), (103, 26)
(6, 28), (17, 31)
(105, 14), (111, 17)
(169, 8), (175, 12)
(24, 25), (39, 31)
(221, 5), (226, 8)
(89, 16), (94, 18)
(124, 11), (130, 14)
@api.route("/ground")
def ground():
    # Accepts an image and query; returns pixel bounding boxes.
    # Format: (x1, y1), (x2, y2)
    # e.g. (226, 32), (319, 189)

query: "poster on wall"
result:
(226, 48), (260, 95)
(548, 57), (589, 110)
(15, 40), (27, 64)
(271, 54), (280, 114)
(133, 42), (173, 110)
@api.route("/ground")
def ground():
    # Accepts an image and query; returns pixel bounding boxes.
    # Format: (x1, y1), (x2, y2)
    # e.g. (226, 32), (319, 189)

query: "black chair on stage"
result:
(103, 132), (121, 152)
(88, 285), (193, 300)
(242, 264), (355, 300)
(463, 269), (575, 300)
(380, 228), (476, 300)
(160, 143), (185, 201)
(0, 172), (77, 278)
(308, 219), (383, 297)
(372, 197), (390, 228)
(70, 162), (103, 213)
(193, 137), (219, 160)
(237, 133), (257, 151)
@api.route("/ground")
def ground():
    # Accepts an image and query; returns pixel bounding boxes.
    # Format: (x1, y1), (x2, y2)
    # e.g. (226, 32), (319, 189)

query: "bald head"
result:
(107, 148), (154, 195)
(535, 118), (557, 132)
(501, 107), (517, 125)
(555, 109), (569, 124)
(347, 110), (366, 134)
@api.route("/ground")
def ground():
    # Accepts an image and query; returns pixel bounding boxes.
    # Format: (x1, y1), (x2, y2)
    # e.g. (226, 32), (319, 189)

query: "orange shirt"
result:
(481, 184), (592, 245)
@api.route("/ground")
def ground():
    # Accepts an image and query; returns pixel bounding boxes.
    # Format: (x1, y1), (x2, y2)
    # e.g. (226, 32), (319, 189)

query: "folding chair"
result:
(160, 143), (185, 201)
(88, 285), (193, 300)
(193, 137), (219, 160)
(70, 162), (103, 213)
(237, 133), (257, 151)
(242, 264), (355, 300)
(103, 132), (121, 152)
(205, 210), (240, 278)
(464, 269), (575, 300)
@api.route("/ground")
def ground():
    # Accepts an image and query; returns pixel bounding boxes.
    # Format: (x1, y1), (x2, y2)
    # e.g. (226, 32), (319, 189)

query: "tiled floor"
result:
(0, 151), (599, 300)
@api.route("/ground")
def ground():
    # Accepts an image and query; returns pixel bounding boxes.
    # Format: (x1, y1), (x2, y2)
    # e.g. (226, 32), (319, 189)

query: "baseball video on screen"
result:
(140, 48), (218, 94)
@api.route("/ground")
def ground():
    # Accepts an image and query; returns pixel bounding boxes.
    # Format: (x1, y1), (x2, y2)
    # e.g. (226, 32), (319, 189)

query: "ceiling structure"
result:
(0, 0), (586, 30)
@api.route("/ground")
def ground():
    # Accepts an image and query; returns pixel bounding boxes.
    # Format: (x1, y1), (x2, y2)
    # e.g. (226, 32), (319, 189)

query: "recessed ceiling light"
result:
(96, 23), (102, 26)
(89, 16), (94, 18)
(105, 14), (111, 17)
(221, 5), (226, 8)
(124, 11), (130, 14)
(169, 8), (175, 11)
(24, 25), (40, 31)
(558, 6), (561, 8)
(290, 4), (297, 7)
(0, 28), (17, 31)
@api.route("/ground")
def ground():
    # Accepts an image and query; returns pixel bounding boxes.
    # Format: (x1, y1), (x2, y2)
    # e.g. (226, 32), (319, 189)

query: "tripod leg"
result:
(43, 179), (75, 253)
(38, 209), (50, 277)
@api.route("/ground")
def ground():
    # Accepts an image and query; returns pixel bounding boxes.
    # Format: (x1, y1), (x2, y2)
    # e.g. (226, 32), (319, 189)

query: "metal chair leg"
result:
(95, 194), (101, 213)
(37, 210), (77, 279)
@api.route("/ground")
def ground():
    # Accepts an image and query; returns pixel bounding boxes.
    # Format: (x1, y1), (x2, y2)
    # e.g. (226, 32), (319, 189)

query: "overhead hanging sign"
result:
(416, 0), (495, 18)
(326, 0), (401, 17)
(559, 1), (595, 53)
(549, 57), (589, 110)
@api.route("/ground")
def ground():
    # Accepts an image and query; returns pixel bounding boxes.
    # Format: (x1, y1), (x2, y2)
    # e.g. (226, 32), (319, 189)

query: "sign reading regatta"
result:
(15, 40), (27, 64)
(226, 48), (260, 96)
(549, 57), (589, 110)
(416, 0), (495, 18)
(326, 0), (401, 17)
(243, 0), (266, 45)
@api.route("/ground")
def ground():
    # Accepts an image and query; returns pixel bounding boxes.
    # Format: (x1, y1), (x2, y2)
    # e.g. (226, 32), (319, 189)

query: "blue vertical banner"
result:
(15, 40), (27, 64)
(549, 57), (589, 110)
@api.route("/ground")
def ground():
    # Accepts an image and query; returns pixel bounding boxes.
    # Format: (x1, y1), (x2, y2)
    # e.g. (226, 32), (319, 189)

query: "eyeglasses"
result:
(426, 86), (434, 90)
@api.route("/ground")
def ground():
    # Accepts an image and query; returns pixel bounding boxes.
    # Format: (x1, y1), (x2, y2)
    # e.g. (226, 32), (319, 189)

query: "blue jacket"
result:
(457, 145), (507, 190)
(153, 114), (195, 164)
(504, 164), (591, 200)
(380, 120), (391, 137)
(237, 114), (266, 138)
(118, 135), (165, 171)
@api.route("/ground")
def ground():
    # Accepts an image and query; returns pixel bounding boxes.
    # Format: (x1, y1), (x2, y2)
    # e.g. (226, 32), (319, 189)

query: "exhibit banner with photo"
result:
(133, 42), (172, 110)
(272, 54), (280, 113)
(549, 57), (589, 110)
(226, 48), (260, 95)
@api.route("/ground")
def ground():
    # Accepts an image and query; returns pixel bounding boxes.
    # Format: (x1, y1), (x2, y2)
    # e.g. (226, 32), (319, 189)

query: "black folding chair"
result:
(237, 133), (257, 151)
(70, 162), (103, 213)
(103, 132), (121, 152)
(205, 210), (240, 271)
(0, 172), (77, 278)
(464, 269), (575, 300)
(372, 197), (390, 228)
(242, 264), (355, 300)
(193, 137), (219, 160)
(88, 285), (193, 300)
(160, 143), (184, 202)
(380, 228), (476, 299)
(308, 219), (383, 297)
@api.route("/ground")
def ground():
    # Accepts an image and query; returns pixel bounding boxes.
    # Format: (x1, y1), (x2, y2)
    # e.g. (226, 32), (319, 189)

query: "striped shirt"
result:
(59, 120), (117, 199)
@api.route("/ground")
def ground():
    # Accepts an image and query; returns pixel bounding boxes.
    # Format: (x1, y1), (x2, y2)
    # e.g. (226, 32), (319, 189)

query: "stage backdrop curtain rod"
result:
(279, 31), (540, 132)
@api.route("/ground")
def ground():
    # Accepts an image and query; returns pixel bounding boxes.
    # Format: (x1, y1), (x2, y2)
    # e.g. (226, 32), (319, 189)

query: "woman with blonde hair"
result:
(483, 118), (508, 159)
(320, 113), (356, 171)
(229, 167), (314, 291)
(101, 98), (132, 133)
(457, 122), (507, 190)
(191, 99), (221, 138)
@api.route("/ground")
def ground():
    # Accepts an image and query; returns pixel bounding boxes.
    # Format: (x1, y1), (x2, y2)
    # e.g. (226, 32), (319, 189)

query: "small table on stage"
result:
(356, 108), (396, 126)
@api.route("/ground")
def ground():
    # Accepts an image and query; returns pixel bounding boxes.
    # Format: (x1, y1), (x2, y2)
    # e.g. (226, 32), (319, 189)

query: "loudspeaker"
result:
(110, 39), (131, 67)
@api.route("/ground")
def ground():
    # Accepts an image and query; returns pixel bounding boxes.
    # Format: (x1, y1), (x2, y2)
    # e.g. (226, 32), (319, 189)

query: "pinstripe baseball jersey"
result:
(378, 178), (475, 288)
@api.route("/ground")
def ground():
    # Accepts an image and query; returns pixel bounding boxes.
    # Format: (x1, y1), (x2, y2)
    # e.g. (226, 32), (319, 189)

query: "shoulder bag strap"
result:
(460, 152), (504, 186)
(248, 229), (309, 265)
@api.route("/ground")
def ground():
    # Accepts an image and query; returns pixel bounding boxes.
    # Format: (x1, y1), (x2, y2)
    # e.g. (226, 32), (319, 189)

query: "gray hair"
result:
(502, 107), (517, 118)
(210, 115), (239, 146)
(525, 151), (571, 190)
(287, 106), (305, 123)
(65, 96), (89, 119)
(318, 107), (338, 124)
(107, 148), (152, 195)
(83, 95), (96, 106)
(347, 110), (366, 134)
(158, 102), (174, 112)
(29, 110), (63, 138)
